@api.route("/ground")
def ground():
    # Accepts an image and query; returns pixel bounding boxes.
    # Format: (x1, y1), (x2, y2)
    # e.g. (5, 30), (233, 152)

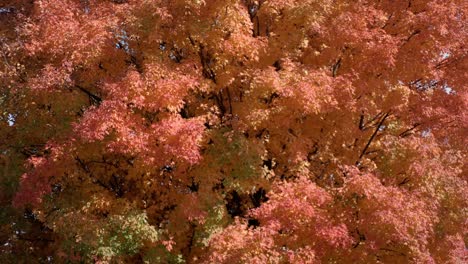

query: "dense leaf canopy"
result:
(0, 0), (466, 263)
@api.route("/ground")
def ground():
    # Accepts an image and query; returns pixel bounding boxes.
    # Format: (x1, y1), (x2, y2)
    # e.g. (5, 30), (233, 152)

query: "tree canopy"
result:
(0, 0), (466, 263)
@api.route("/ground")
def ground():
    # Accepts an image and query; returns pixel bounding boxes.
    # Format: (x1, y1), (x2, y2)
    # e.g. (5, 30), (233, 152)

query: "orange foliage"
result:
(0, 0), (466, 262)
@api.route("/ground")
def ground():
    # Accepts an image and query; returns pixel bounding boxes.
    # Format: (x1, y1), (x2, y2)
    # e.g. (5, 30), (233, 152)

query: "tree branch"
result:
(399, 123), (420, 137)
(357, 112), (390, 164)
(75, 85), (102, 105)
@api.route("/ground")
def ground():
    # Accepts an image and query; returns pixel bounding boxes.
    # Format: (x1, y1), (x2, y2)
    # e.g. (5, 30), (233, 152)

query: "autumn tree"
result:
(1, 0), (466, 263)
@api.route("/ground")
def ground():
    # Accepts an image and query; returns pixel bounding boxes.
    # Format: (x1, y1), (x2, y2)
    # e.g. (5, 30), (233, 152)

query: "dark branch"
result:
(398, 177), (410, 186)
(332, 57), (342, 77)
(359, 114), (365, 130)
(225, 87), (233, 115)
(360, 112), (384, 131)
(357, 112), (390, 164)
(213, 91), (225, 117)
(399, 123), (421, 137)
(75, 85), (102, 105)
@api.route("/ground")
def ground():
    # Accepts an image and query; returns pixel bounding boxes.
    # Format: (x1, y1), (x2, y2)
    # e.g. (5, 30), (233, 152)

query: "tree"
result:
(1, 0), (466, 263)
